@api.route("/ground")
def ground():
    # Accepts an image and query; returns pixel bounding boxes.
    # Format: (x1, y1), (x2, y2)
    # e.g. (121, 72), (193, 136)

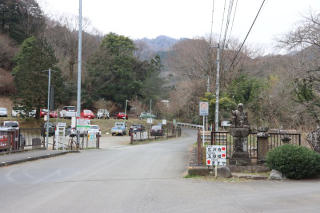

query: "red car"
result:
(116, 112), (128, 120)
(40, 109), (58, 118)
(81, 109), (95, 119)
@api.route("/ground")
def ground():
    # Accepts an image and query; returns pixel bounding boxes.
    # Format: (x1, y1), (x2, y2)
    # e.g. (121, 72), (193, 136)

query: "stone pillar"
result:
(257, 131), (269, 164)
(229, 127), (250, 166)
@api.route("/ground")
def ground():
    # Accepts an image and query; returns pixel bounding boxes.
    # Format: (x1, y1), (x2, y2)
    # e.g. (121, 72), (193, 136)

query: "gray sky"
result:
(37, 0), (320, 54)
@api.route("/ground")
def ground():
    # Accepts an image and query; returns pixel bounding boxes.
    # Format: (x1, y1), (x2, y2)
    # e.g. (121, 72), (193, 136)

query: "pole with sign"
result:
(206, 145), (227, 177)
(199, 102), (209, 145)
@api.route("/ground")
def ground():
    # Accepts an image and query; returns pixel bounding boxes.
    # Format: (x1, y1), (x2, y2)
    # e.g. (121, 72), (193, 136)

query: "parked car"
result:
(2, 121), (19, 130)
(88, 125), (101, 136)
(150, 125), (164, 136)
(97, 109), (110, 119)
(111, 122), (127, 136)
(80, 109), (95, 119)
(116, 112), (128, 120)
(0, 108), (8, 117)
(11, 106), (25, 117)
(139, 112), (156, 119)
(40, 109), (57, 118)
(129, 124), (145, 136)
(41, 122), (55, 137)
(60, 106), (76, 119)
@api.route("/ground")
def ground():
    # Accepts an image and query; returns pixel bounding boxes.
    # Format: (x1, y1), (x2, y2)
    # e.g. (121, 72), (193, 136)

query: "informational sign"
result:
(71, 116), (76, 128)
(221, 120), (231, 127)
(147, 118), (153, 124)
(162, 119), (167, 125)
(206, 145), (227, 166)
(199, 102), (209, 116)
(76, 118), (90, 130)
(88, 132), (96, 142)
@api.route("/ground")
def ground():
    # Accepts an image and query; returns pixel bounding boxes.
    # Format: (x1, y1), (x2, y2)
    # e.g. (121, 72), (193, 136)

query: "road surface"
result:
(0, 129), (319, 213)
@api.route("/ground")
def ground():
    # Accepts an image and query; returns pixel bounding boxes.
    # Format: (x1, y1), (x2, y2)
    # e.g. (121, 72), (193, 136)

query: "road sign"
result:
(199, 102), (209, 116)
(206, 145), (227, 166)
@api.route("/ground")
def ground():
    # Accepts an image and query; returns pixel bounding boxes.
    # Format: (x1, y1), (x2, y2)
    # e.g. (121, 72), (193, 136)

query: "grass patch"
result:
(184, 174), (203, 178)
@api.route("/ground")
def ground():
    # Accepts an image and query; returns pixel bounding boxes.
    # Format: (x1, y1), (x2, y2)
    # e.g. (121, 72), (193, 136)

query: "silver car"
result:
(0, 108), (8, 117)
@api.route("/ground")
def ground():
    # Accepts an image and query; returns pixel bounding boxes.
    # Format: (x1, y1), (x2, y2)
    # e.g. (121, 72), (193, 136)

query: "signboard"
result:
(162, 119), (167, 125)
(76, 118), (90, 135)
(147, 118), (153, 124)
(71, 116), (76, 128)
(221, 121), (231, 127)
(206, 145), (227, 166)
(199, 102), (209, 116)
(88, 132), (96, 142)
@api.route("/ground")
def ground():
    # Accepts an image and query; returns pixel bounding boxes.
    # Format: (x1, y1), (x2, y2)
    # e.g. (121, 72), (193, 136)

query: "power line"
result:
(209, 0), (215, 45)
(226, 0), (239, 45)
(221, 0), (235, 51)
(219, 0), (227, 44)
(227, 0), (267, 70)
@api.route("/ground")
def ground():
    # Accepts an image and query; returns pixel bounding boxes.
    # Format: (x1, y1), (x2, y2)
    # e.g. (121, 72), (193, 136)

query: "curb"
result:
(232, 173), (268, 180)
(0, 150), (80, 167)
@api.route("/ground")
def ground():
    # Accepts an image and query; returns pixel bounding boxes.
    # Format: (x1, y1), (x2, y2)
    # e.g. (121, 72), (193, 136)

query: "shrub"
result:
(266, 144), (320, 179)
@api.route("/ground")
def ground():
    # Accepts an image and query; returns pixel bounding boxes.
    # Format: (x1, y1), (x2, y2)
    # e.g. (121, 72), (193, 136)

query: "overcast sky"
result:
(37, 0), (320, 54)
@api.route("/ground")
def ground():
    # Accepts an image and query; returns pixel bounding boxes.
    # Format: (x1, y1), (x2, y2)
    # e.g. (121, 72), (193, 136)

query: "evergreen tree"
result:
(85, 33), (163, 107)
(13, 36), (64, 118)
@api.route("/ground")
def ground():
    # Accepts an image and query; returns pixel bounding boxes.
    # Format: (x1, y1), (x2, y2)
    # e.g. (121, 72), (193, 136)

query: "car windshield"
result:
(90, 125), (99, 129)
(152, 126), (161, 130)
(4, 122), (18, 127)
(66, 107), (75, 111)
(84, 110), (92, 113)
(0, 108), (7, 111)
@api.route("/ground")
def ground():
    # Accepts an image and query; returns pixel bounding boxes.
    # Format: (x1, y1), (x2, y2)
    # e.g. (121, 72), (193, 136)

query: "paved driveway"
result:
(0, 129), (319, 213)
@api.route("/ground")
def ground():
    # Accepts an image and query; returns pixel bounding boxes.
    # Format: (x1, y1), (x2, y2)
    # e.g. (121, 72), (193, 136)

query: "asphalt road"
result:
(0, 129), (320, 213)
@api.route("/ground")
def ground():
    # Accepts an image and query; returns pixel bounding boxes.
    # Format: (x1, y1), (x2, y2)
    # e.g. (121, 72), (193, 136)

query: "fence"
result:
(131, 127), (182, 144)
(0, 128), (101, 153)
(195, 130), (302, 165)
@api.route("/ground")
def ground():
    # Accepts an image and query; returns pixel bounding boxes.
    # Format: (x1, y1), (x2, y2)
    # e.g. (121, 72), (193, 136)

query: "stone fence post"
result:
(257, 130), (269, 164)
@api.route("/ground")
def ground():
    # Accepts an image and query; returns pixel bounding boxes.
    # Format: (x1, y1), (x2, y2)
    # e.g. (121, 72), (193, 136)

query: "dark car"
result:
(41, 122), (55, 137)
(129, 124), (145, 136)
(150, 125), (164, 136)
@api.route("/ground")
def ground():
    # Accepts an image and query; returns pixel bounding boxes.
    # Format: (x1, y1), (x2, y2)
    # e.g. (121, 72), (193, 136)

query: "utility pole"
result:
(149, 99), (152, 114)
(124, 100), (128, 117)
(46, 68), (52, 149)
(76, 0), (82, 117)
(215, 44), (221, 131)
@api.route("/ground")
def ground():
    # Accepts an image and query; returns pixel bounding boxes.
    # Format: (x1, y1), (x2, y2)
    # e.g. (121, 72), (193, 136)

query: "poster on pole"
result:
(199, 102), (209, 116)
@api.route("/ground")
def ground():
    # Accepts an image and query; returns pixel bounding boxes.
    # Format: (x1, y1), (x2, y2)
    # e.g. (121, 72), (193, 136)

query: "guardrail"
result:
(176, 122), (202, 129)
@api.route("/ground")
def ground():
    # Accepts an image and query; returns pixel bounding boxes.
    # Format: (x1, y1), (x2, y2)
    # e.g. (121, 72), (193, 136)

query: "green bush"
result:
(266, 144), (320, 179)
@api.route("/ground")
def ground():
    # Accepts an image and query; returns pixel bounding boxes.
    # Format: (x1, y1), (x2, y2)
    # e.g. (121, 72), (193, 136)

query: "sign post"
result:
(206, 145), (227, 177)
(199, 102), (209, 145)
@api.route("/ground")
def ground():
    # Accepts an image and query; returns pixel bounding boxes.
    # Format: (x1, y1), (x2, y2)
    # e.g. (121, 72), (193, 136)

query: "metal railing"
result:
(131, 127), (182, 144)
(177, 122), (202, 129)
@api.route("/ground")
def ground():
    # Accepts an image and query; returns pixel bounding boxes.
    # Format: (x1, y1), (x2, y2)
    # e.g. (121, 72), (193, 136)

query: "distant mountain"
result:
(136, 35), (180, 52)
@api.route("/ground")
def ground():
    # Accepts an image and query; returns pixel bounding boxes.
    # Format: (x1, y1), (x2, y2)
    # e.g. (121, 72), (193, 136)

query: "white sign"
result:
(199, 102), (209, 116)
(206, 145), (227, 166)
(221, 120), (231, 127)
(147, 118), (153, 124)
(162, 119), (167, 125)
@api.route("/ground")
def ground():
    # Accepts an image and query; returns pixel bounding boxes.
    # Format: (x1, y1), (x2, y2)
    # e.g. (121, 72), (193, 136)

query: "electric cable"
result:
(227, 0), (267, 70)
